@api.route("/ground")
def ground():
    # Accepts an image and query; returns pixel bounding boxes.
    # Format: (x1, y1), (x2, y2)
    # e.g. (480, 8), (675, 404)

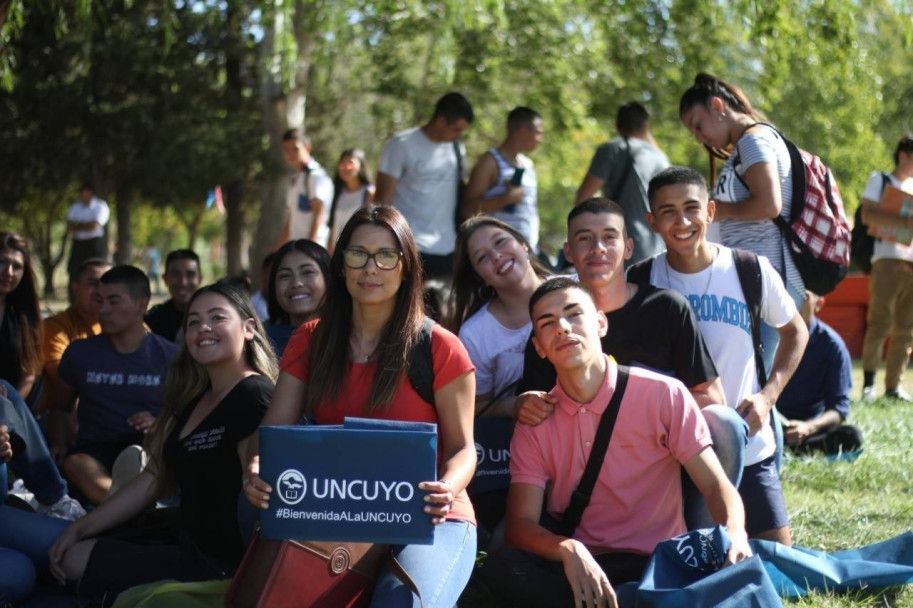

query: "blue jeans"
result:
(0, 380), (68, 505)
(369, 520), (476, 608)
(0, 504), (70, 603)
(683, 405), (748, 530)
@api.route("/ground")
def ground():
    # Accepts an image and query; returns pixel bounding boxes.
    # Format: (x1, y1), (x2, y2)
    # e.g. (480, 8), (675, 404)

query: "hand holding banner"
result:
(259, 418), (438, 545)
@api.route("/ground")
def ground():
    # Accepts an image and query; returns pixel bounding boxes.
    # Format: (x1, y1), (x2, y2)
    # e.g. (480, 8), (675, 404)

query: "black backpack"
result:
(850, 173), (890, 274)
(627, 250), (767, 387)
(406, 317), (437, 405)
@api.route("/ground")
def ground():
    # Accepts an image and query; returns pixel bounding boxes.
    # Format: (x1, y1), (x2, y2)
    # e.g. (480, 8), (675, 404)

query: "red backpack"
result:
(738, 124), (851, 295)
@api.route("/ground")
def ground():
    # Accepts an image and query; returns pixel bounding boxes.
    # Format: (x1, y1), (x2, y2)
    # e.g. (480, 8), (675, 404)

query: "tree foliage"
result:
(1, 0), (912, 291)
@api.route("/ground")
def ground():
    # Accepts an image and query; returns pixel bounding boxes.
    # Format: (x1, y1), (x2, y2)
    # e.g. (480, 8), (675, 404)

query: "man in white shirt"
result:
(860, 135), (913, 402)
(66, 184), (110, 283)
(375, 92), (474, 279)
(279, 128), (334, 247)
(642, 165), (808, 545)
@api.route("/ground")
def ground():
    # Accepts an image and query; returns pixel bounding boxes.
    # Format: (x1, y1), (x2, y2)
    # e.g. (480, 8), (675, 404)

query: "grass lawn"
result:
(460, 361), (913, 607)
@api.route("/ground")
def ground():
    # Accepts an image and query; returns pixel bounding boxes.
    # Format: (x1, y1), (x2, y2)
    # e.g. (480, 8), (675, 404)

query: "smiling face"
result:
(185, 292), (255, 368)
(467, 225), (531, 291)
(337, 154), (361, 182)
(680, 100), (731, 150)
(0, 248), (24, 299)
(531, 286), (607, 370)
(564, 212), (633, 290)
(647, 183), (715, 264)
(164, 258), (201, 311)
(274, 249), (326, 326)
(343, 224), (404, 307)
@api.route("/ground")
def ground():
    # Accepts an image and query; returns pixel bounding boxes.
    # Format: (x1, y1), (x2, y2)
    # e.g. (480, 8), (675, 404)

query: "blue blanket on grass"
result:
(616, 526), (913, 607)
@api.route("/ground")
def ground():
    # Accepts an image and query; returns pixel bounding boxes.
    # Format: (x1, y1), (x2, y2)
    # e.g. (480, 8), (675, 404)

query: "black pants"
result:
(68, 237), (108, 279)
(788, 424), (863, 456)
(481, 544), (649, 607)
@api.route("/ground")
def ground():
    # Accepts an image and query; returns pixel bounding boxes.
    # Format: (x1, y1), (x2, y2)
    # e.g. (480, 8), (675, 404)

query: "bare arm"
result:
(474, 391), (517, 418)
(243, 371), (308, 508)
(682, 448), (752, 565)
(690, 376), (727, 408)
(575, 175), (606, 204)
(307, 198), (327, 242)
(713, 159), (783, 222)
(784, 409), (843, 446)
(420, 371), (477, 523)
(16, 374), (36, 402)
(67, 220), (102, 232)
(736, 311), (809, 435)
(462, 154), (522, 217)
(374, 172), (399, 205)
(505, 483), (617, 607)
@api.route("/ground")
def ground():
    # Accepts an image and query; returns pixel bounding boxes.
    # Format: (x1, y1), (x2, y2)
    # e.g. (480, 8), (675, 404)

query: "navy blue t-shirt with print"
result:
(58, 333), (178, 444)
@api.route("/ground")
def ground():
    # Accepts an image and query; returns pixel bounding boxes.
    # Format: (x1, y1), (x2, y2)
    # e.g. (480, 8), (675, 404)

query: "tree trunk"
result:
(115, 188), (133, 265)
(250, 2), (313, 289)
(224, 180), (247, 275)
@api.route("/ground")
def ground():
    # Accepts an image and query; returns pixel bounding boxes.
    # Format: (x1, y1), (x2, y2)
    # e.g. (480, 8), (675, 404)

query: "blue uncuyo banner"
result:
(259, 418), (438, 545)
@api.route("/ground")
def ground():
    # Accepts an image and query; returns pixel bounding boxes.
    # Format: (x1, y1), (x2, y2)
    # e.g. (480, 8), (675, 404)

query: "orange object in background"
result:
(817, 274), (870, 357)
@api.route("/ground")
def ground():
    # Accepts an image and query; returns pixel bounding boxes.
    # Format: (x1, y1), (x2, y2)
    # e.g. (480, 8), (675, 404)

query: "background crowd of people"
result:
(0, 71), (903, 607)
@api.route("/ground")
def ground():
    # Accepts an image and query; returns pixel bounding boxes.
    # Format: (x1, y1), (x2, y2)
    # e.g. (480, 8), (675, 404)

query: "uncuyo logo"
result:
(277, 469), (307, 505)
(475, 442), (485, 465)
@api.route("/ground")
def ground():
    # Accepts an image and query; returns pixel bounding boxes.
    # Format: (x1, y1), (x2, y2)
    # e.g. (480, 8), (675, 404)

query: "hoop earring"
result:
(477, 284), (495, 300)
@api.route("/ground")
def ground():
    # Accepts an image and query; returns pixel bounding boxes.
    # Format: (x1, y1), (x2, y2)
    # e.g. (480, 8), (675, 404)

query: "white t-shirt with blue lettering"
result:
(648, 246), (796, 465)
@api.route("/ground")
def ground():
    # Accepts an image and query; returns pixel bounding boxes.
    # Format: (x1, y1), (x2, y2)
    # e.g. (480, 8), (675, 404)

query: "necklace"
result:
(665, 245), (717, 298)
(351, 333), (378, 362)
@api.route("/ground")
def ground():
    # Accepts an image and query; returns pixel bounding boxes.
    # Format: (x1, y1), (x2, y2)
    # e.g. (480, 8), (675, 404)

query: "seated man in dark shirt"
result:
(53, 266), (178, 505)
(778, 291), (863, 456)
(145, 249), (201, 343)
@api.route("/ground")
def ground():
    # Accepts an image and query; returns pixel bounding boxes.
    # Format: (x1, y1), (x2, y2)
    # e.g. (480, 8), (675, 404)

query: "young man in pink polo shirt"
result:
(482, 277), (750, 608)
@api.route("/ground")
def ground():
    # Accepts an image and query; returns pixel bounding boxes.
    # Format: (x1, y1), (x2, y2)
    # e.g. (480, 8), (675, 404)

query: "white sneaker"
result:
(108, 445), (148, 497)
(37, 494), (87, 521)
(8, 478), (39, 510)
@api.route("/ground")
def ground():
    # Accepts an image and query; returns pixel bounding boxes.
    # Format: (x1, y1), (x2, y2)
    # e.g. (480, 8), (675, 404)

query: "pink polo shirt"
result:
(510, 357), (712, 556)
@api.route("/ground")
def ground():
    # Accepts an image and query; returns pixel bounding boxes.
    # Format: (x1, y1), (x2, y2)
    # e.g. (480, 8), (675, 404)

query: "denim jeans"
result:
(0, 380), (68, 505)
(369, 520), (476, 608)
(0, 504), (70, 570)
(683, 405), (748, 530)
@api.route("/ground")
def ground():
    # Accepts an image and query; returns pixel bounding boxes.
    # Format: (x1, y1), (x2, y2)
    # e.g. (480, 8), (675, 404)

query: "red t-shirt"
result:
(281, 320), (476, 525)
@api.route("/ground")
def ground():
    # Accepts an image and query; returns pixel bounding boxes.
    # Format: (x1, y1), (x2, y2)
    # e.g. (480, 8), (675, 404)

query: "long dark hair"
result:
(266, 239), (331, 325)
(0, 232), (42, 390)
(146, 282), (278, 496)
(329, 148), (373, 231)
(679, 73), (768, 181)
(305, 206), (424, 414)
(448, 215), (549, 333)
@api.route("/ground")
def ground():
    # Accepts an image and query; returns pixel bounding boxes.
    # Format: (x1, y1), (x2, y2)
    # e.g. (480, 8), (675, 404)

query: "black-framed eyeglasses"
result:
(342, 249), (402, 270)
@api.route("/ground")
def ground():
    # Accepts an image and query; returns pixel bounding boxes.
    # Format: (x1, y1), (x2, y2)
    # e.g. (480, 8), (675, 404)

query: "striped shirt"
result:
(710, 124), (804, 299)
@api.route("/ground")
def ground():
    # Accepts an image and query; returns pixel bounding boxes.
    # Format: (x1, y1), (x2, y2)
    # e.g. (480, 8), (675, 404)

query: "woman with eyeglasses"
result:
(244, 206), (477, 608)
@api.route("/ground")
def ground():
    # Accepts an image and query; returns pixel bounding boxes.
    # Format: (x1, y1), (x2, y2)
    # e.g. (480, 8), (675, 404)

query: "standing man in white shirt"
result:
(66, 184), (110, 284)
(860, 135), (913, 402)
(375, 92), (474, 279)
(279, 128), (334, 248)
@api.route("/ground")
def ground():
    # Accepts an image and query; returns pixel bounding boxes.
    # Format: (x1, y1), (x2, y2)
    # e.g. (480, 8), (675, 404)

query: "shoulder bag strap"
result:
(559, 365), (630, 538)
(732, 249), (767, 387)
